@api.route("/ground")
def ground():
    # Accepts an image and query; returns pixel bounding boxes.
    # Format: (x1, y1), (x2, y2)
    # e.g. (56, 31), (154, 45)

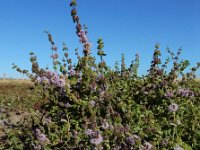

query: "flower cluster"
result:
(126, 136), (135, 145)
(178, 88), (194, 97)
(139, 142), (153, 150)
(37, 70), (66, 88)
(70, 0), (91, 56)
(164, 91), (174, 99)
(168, 103), (179, 113)
(85, 129), (103, 145)
(34, 128), (50, 144)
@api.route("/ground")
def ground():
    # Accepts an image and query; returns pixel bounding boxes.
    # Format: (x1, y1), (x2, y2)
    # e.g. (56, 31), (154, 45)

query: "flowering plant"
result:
(6, 0), (200, 149)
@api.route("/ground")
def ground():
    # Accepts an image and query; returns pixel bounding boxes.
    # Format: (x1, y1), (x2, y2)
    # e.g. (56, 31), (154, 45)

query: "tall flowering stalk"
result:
(70, 0), (91, 56)
(129, 53), (140, 78)
(97, 38), (107, 70)
(148, 43), (162, 77)
(45, 31), (59, 71)
(121, 53), (126, 76)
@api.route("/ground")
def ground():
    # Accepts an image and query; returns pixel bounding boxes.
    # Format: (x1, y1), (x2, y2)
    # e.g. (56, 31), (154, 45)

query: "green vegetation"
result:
(1, 0), (200, 149)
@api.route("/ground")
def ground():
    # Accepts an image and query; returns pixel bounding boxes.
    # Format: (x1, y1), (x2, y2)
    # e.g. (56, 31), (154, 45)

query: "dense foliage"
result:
(4, 0), (200, 149)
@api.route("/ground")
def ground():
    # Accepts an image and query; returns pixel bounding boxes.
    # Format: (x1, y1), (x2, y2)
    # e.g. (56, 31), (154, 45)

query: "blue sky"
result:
(0, 0), (199, 78)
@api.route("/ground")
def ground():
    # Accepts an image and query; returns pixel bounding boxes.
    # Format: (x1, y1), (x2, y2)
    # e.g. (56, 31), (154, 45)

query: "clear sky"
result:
(0, 0), (199, 78)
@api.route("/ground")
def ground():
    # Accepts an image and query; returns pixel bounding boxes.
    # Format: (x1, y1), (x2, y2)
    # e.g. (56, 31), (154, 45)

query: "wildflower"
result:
(168, 103), (179, 113)
(69, 69), (76, 76)
(51, 45), (58, 51)
(174, 144), (184, 150)
(85, 129), (103, 145)
(85, 129), (94, 136)
(35, 128), (50, 144)
(178, 88), (194, 97)
(101, 120), (110, 129)
(164, 91), (174, 99)
(90, 83), (97, 94)
(90, 133), (103, 145)
(44, 70), (66, 88)
(77, 30), (88, 43)
(89, 100), (95, 107)
(36, 76), (49, 84)
(84, 42), (92, 49)
(97, 73), (104, 81)
(51, 54), (58, 59)
(57, 78), (66, 88)
(77, 30), (85, 37)
(43, 115), (52, 124)
(139, 142), (153, 150)
(126, 136), (135, 145)
(80, 35), (88, 43)
(76, 24), (82, 31)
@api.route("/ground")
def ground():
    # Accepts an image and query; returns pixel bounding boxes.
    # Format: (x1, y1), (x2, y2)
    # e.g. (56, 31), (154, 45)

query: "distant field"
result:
(0, 79), (35, 144)
(0, 79), (32, 86)
(0, 79), (35, 111)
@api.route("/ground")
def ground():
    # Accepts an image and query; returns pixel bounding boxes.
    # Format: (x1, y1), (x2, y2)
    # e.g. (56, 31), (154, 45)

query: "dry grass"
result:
(0, 79), (33, 86)
(0, 79), (35, 111)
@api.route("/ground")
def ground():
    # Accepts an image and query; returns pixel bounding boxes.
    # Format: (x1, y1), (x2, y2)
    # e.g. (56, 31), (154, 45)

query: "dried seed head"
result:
(71, 8), (77, 16)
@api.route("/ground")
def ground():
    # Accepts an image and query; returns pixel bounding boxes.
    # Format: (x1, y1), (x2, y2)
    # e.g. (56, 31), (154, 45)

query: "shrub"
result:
(6, 0), (200, 149)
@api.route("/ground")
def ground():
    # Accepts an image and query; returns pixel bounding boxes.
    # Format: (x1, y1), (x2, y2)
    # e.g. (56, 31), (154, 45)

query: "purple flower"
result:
(57, 78), (66, 88)
(97, 73), (104, 81)
(85, 129), (94, 136)
(77, 30), (85, 37)
(164, 91), (174, 99)
(77, 30), (88, 43)
(51, 45), (58, 51)
(139, 142), (153, 150)
(126, 136), (135, 145)
(90, 134), (103, 145)
(51, 54), (58, 59)
(101, 121), (110, 129)
(178, 88), (194, 97)
(36, 76), (49, 84)
(43, 70), (66, 88)
(98, 89), (105, 98)
(80, 36), (88, 43)
(35, 128), (50, 144)
(69, 69), (76, 76)
(85, 129), (103, 145)
(90, 82), (97, 92)
(43, 115), (52, 124)
(168, 103), (179, 113)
